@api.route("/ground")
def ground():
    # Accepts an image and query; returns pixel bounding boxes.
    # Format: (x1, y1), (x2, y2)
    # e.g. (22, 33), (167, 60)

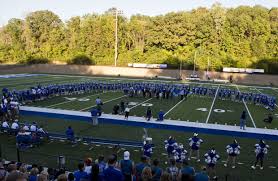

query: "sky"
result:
(0, 0), (276, 26)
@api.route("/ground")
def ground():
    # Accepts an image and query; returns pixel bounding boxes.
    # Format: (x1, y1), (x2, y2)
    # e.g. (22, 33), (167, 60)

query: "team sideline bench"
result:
(0, 126), (154, 148)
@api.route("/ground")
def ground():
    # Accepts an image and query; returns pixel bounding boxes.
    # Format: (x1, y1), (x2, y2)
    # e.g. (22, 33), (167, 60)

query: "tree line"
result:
(0, 4), (277, 73)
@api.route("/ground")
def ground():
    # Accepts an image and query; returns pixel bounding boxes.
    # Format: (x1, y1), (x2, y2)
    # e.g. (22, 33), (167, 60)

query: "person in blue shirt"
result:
(119, 151), (134, 181)
(188, 133), (203, 162)
(103, 154), (124, 181)
(251, 140), (270, 170)
(157, 110), (164, 121)
(151, 159), (162, 181)
(73, 163), (88, 181)
(90, 108), (99, 126)
(195, 166), (209, 181)
(179, 160), (195, 180)
(135, 155), (150, 181)
(224, 139), (240, 168)
(65, 126), (75, 143)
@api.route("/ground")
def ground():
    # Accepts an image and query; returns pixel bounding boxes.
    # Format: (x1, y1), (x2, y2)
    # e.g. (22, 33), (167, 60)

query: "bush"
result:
(68, 55), (95, 65)
(21, 58), (51, 65)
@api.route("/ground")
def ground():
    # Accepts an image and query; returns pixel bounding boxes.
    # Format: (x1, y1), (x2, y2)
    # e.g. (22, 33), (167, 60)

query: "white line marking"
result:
(206, 85), (220, 123)
(236, 85), (256, 128)
(164, 98), (186, 116)
(130, 98), (153, 110)
(79, 95), (126, 111)
(46, 92), (104, 108)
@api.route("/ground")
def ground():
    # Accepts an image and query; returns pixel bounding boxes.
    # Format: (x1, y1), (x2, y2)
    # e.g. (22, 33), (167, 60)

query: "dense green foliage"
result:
(0, 5), (277, 72)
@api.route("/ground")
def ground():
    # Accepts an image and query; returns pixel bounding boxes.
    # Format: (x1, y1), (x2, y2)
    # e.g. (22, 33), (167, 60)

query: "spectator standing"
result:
(73, 163), (88, 181)
(103, 155), (124, 181)
(194, 166), (209, 181)
(84, 158), (93, 175)
(157, 110), (164, 121)
(179, 160), (195, 180)
(91, 163), (104, 181)
(141, 167), (152, 181)
(29, 168), (39, 181)
(151, 159), (162, 181)
(119, 151), (134, 181)
(166, 158), (179, 181)
(160, 172), (171, 181)
(135, 156), (150, 181)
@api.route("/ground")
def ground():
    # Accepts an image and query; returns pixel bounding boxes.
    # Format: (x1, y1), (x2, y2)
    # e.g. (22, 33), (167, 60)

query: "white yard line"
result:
(205, 85), (220, 123)
(46, 92), (104, 108)
(130, 98), (153, 110)
(236, 86), (256, 128)
(164, 98), (186, 116)
(79, 95), (126, 111)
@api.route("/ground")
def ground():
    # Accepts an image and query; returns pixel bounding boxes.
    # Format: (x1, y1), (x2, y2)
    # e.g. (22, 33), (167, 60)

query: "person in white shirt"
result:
(2, 120), (9, 128)
(30, 122), (37, 132)
(11, 120), (19, 129)
(124, 107), (130, 119)
(23, 124), (30, 131)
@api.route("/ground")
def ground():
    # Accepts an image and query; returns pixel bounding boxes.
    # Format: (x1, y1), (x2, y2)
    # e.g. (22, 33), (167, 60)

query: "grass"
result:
(1, 74), (278, 180)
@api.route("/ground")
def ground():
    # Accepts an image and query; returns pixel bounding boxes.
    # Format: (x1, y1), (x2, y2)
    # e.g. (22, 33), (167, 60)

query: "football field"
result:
(1, 74), (278, 180)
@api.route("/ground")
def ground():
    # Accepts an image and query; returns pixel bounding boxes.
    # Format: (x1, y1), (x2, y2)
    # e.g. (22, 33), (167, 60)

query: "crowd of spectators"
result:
(0, 151), (210, 181)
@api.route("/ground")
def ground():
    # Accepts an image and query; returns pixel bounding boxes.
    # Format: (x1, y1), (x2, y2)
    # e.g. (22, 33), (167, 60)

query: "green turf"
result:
(2, 115), (278, 180)
(1, 74), (278, 180)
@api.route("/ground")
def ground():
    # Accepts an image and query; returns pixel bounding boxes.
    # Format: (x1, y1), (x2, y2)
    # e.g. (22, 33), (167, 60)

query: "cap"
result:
(124, 151), (130, 160)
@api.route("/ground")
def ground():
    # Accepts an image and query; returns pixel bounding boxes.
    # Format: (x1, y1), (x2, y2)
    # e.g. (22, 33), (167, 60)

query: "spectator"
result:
(96, 155), (106, 173)
(67, 173), (75, 181)
(160, 172), (171, 181)
(135, 156), (150, 181)
(18, 165), (29, 179)
(37, 171), (48, 181)
(103, 154), (124, 181)
(29, 168), (39, 181)
(22, 124), (29, 131)
(179, 160), (195, 179)
(84, 158), (93, 175)
(120, 100), (125, 114)
(195, 166), (209, 181)
(166, 158), (179, 181)
(141, 167), (152, 181)
(0, 162), (7, 181)
(57, 174), (67, 181)
(119, 151), (134, 181)
(74, 163), (88, 181)
(91, 163), (104, 181)
(151, 159), (162, 181)
(5, 171), (27, 181)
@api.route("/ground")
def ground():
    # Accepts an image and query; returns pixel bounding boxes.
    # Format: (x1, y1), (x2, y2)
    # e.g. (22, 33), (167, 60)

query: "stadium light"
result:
(111, 7), (123, 67)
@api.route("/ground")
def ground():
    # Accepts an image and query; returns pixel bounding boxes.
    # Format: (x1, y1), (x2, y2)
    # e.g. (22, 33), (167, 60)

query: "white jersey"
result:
(11, 122), (19, 129)
(30, 125), (37, 132)
(2, 121), (9, 128)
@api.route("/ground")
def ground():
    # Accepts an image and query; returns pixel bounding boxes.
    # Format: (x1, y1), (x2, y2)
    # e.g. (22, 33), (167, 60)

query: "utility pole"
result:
(111, 8), (122, 67)
(193, 51), (197, 76)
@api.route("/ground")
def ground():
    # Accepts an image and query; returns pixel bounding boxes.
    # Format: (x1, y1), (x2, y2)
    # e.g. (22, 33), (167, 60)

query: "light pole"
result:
(111, 8), (123, 67)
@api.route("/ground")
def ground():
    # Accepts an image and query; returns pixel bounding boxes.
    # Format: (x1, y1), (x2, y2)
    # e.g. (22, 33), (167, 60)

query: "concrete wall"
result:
(0, 64), (277, 86)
